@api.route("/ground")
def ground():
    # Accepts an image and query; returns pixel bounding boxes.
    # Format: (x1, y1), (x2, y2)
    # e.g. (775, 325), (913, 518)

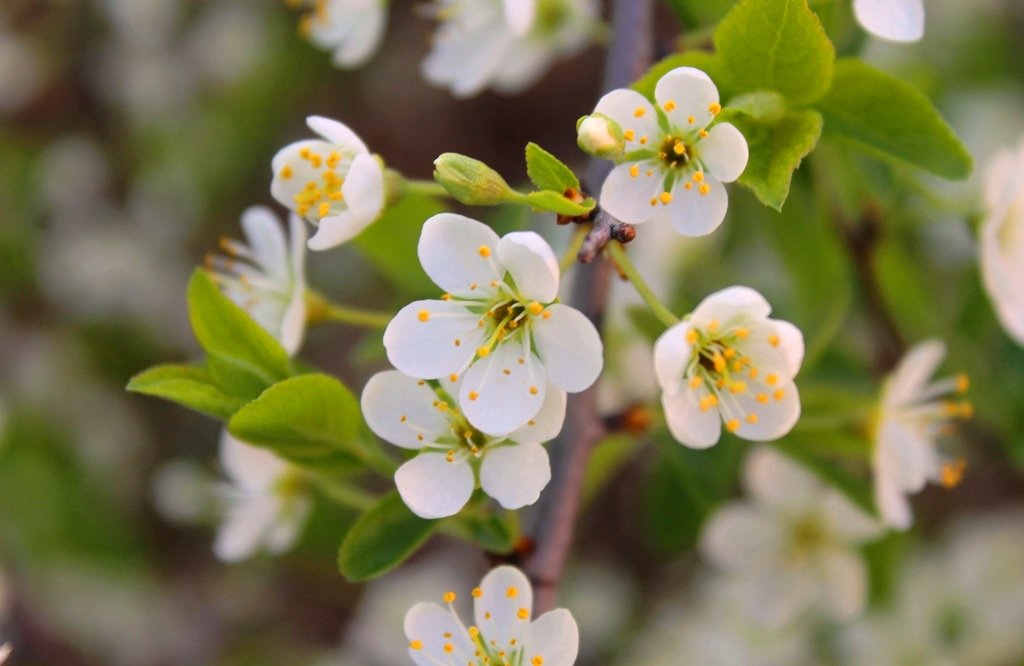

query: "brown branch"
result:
(523, 0), (653, 614)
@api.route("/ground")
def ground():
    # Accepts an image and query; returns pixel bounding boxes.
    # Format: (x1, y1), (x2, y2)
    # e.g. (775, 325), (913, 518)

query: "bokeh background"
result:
(1, 0), (1023, 664)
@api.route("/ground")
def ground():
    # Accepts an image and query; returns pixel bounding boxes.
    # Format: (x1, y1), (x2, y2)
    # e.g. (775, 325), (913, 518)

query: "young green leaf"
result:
(714, 0), (835, 106)
(187, 269), (292, 390)
(355, 192), (442, 297)
(525, 190), (596, 216)
(815, 59), (973, 180)
(126, 364), (247, 420)
(732, 109), (823, 210)
(227, 373), (370, 472)
(447, 509), (517, 554)
(524, 142), (580, 193)
(337, 490), (438, 581)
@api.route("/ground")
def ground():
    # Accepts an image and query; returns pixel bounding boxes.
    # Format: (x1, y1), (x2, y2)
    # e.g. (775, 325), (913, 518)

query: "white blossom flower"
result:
(701, 447), (884, 627)
(588, 67), (748, 236)
(873, 339), (971, 530)
(271, 115), (385, 250)
(404, 565), (579, 666)
(980, 136), (1024, 346)
(422, 0), (598, 98)
(362, 370), (564, 518)
(853, 0), (924, 43)
(653, 286), (803, 449)
(297, 0), (387, 69)
(383, 213), (603, 436)
(214, 431), (312, 562)
(207, 206), (307, 356)
(0, 643), (10, 666)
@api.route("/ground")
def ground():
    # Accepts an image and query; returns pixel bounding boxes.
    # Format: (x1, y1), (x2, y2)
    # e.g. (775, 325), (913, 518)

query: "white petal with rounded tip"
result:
(526, 608), (580, 666)
(474, 565), (533, 652)
(692, 286), (772, 324)
(384, 299), (486, 379)
(502, 0), (536, 35)
(854, 0), (924, 43)
(508, 386), (566, 444)
(698, 122), (749, 183)
(882, 339), (945, 407)
(240, 206), (288, 280)
(395, 453), (474, 519)
(820, 548), (869, 621)
(460, 339), (546, 436)
(418, 213), (503, 299)
(662, 386), (721, 448)
(330, 4), (386, 68)
(220, 431), (287, 490)
(342, 152), (385, 220)
(667, 177), (729, 236)
(307, 211), (366, 251)
(653, 322), (693, 396)
(531, 303), (603, 393)
(593, 88), (660, 142)
(497, 231), (559, 302)
(822, 492), (884, 544)
(480, 442), (551, 510)
(280, 214), (308, 356)
(600, 161), (663, 224)
(768, 318), (805, 378)
(306, 115), (369, 153)
(361, 371), (452, 449)
(404, 602), (477, 666)
(981, 211), (1024, 345)
(214, 494), (281, 562)
(700, 501), (782, 572)
(728, 382), (801, 442)
(743, 446), (821, 509)
(655, 66), (719, 131)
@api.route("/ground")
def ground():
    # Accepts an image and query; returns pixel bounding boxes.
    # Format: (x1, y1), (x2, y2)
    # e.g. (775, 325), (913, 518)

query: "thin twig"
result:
(523, 0), (654, 614)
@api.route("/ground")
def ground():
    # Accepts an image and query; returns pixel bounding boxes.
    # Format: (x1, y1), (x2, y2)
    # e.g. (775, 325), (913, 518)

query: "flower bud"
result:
(576, 113), (625, 159)
(433, 153), (523, 205)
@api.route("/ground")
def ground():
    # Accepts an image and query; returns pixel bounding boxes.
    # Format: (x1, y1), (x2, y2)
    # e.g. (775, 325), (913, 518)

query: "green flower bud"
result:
(576, 113), (625, 160)
(433, 153), (524, 206)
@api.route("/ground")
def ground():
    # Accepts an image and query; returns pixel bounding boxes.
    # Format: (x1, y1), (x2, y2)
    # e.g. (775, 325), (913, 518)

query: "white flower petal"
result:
(307, 210), (367, 250)
(361, 371), (453, 449)
(474, 565), (533, 652)
(877, 419), (931, 493)
(853, 0), (924, 43)
(460, 339), (547, 436)
(280, 214), (308, 356)
(666, 176), (729, 236)
(698, 122), (748, 183)
(653, 322), (693, 396)
(330, 4), (386, 68)
(214, 494), (281, 562)
(264, 495), (312, 554)
(508, 386), (567, 444)
(700, 501), (782, 572)
(874, 453), (913, 530)
(270, 139), (337, 208)
(822, 492), (884, 544)
(768, 318), (805, 378)
(342, 152), (385, 220)
(655, 66), (719, 131)
(662, 386), (722, 448)
(599, 161), (662, 224)
(220, 431), (287, 491)
(480, 442), (551, 509)
(819, 548), (869, 621)
(502, 0), (536, 36)
(497, 231), (560, 303)
(691, 286), (772, 325)
(727, 382), (801, 442)
(384, 299), (486, 379)
(526, 608), (579, 666)
(882, 339), (946, 407)
(306, 115), (369, 153)
(418, 213), (503, 299)
(531, 303), (603, 393)
(240, 206), (289, 279)
(404, 602), (477, 666)
(395, 453), (475, 519)
(981, 211), (1024, 345)
(742, 446), (822, 509)
(593, 88), (660, 143)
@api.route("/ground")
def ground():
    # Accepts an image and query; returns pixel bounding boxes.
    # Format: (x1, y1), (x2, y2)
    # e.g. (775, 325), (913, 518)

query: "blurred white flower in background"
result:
(0, 643), (11, 665)
(980, 134), (1024, 346)
(422, 0), (598, 98)
(297, 0), (387, 69)
(700, 447), (884, 627)
(853, 0), (924, 43)
(184, 2), (268, 87)
(654, 287), (804, 449)
(872, 339), (971, 530)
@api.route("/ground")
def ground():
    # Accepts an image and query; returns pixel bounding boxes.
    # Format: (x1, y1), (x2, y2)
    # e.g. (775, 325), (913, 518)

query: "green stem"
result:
(307, 291), (392, 329)
(605, 241), (679, 328)
(404, 179), (449, 198)
(559, 227), (588, 273)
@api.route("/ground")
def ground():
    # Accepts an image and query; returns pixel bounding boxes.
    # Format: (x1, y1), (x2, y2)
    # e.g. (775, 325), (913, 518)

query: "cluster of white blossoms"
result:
(295, 0), (387, 69)
(980, 135), (1024, 347)
(701, 447), (884, 627)
(872, 339), (971, 530)
(423, 0), (599, 98)
(374, 213), (602, 517)
(271, 115), (385, 251)
(580, 67), (749, 237)
(853, 0), (924, 43)
(653, 287), (804, 449)
(404, 565), (579, 666)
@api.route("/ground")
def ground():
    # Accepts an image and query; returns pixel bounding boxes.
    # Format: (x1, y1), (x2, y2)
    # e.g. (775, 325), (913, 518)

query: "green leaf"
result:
(127, 364), (247, 420)
(632, 51), (725, 101)
(355, 192), (443, 297)
(448, 509), (518, 554)
(815, 59), (973, 179)
(337, 490), (437, 581)
(227, 374), (369, 472)
(525, 142), (580, 193)
(732, 109), (823, 210)
(525, 190), (596, 216)
(715, 0), (835, 105)
(187, 270), (292, 392)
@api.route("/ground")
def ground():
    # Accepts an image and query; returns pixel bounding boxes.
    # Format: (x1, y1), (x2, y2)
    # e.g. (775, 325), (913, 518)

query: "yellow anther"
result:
(418, 310), (430, 322)
(774, 389), (785, 401)
(693, 171), (705, 183)
(469, 625), (480, 637)
(650, 197), (658, 206)
(746, 413), (759, 424)
(528, 301), (544, 315)
(713, 354), (726, 373)
(326, 151), (340, 169)
(708, 319), (719, 332)
(756, 393), (770, 404)
(768, 334), (780, 347)
(454, 338), (461, 346)
(468, 391), (479, 401)
(689, 376), (703, 389)
(765, 373), (779, 387)
(443, 592), (456, 603)
(441, 293), (452, 301)
(686, 329), (699, 344)
(699, 396), (713, 412)
(299, 147), (312, 159)
(542, 310), (552, 320)
(532, 658), (544, 666)
(517, 607), (529, 620)
(730, 381), (747, 394)
(410, 640), (423, 650)
(708, 102), (722, 115)
(506, 586), (519, 598)
(684, 182), (693, 190)
(634, 107), (647, 118)
(664, 100), (677, 112)
(310, 155), (322, 168)
(748, 368), (759, 379)
(699, 129), (709, 138)
(318, 202), (331, 217)
(629, 165), (640, 178)
(726, 418), (741, 433)
(941, 459), (967, 489)
(708, 394), (719, 407)
(279, 165), (293, 180)
(399, 415), (407, 423)
(735, 327), (749, 339)
(723, 348), (736, 360)
(443, 643), (453, 653)
(529, 386), (539, 395)
(297, 204), (310, 216)
(687, 115), (695, 124)
(472, 587), (483, 598)
(955, 374), (970, 393)
(477, 346), (490, 358)
(640, 135), (649, 144)
(478, 245), (492, 257)
(673, 141), (686, 155)
(449, 373), (458, 382)
(445, 450), (455, 462)
(437, 402), (449, 412)
(698, 183), (711, 195)
(624, 129), (635, 141)
(329, 191), (344, 201)
(659, 192), (673, 205)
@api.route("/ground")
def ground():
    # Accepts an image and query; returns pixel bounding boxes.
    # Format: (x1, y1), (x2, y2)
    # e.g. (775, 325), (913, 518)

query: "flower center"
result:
(535, 0), (570, 35)
(659, 135), (692, 169)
